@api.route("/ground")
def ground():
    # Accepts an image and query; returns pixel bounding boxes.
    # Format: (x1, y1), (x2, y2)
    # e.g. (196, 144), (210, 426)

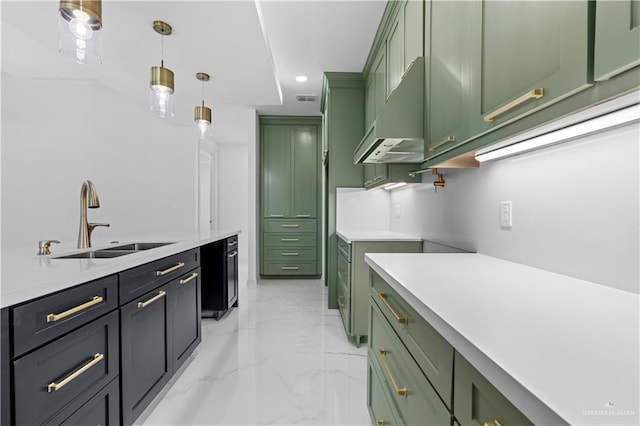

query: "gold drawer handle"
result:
(378, 293), (407, 324)
(484, 88), (544, 123)
(137, 290), (166, 309)
(281, 252), (299, 256)
(429, 135), (455, 152)
(156, 262), (185, 276)
(377, 349), (407, 397)
(376, 421), (385, 426)
(47, 296), (103, 323)
(270, 214), (284, 217)
(296, 214), (310, 218)
(281, 224), (300, 228)
(179, 272), (198, 285)
(47, 353), (104, 393)
(281, 238), (299, 242)
(484, 421), (503, 426)
(281, 266), (299, 270)
(228, 241), (237, 246)
(229, 251), (238, 258)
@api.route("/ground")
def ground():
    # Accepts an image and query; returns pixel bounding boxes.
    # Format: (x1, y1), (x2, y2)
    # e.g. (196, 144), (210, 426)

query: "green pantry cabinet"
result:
(367, 271), (533, 426)
(337, 236), (421, 346)
(259, 116), (322, 276)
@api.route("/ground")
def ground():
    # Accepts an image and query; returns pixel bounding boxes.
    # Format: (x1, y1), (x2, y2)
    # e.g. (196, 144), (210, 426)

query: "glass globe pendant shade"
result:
(195, 105), (212, 138)
(58, 0), (102, 65)
(150, 65), (175, 118)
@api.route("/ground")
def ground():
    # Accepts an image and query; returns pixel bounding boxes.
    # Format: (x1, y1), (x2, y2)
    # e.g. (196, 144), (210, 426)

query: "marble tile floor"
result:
(136, 265), (370, 426)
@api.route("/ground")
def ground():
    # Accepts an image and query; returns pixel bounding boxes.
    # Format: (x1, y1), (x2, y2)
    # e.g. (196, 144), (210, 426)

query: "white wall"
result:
(1, 73), (198, 250)
(390, 124), (640, 294)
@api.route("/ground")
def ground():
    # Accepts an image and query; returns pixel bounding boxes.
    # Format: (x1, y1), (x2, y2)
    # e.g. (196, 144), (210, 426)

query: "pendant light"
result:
(150, 21), (175, 118)
(194, 73), (212, 139)
(58, 0), (103, 65)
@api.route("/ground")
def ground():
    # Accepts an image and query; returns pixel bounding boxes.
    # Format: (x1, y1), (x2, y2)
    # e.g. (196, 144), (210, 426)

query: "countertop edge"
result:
(336, 230), (423, 244)
(364, 253), (569, 426)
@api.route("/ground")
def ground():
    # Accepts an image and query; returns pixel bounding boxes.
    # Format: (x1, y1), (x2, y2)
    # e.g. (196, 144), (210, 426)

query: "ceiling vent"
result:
(296, 94), (317, 102)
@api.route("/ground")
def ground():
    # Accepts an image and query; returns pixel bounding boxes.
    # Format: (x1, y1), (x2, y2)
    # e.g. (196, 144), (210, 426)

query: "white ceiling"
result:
(1, 0), (386, 143)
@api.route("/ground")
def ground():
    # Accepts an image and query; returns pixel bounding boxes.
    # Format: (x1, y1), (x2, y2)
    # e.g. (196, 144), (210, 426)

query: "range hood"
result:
(354, 56), (424, 164)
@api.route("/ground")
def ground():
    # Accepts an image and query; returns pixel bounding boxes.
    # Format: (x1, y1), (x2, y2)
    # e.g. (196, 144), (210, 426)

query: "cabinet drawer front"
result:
(226, 235), (239, 251)
(368, 300), (452, 426)
(454, 352), (533, 426)
(263, 247), (316, 261)
(119, 248), (199, 305)
(13, 310), (119, 426)
(368, 360), (401, 426)
(12, 274), (117, 357)
(337, 272), (350, 333)
(371, 271), (454, 409)
(44, 378), (120, 426)
(264, 218), (316, 233)
(264, 233), (316, 247)
(262, 261), (317, 275)
(337, 237), (351, 261)
(337, 251), (351, 294)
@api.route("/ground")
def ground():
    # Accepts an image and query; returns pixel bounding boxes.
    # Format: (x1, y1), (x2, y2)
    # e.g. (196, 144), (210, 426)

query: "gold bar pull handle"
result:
(484, 421), (503, 426)
(484, 88), (544, 123)
(229, 251), (238, 258)
(378, 293), (407, 324)
(47, 353), (104, 392)
(47, 296), (103, 323)
(137, 290), (167, 309)
(228, 241), (237, 246)
(281, 224), (300, 228)
(281, 266), (299, 270)
(281, 238), (299, 242)
(270, 214), (284, 217)
(281, 252), (299, 256)
(376, 421), (385, 426)
(156, 262), (185, 276)
(377, 349), (407, 397)
(428, 135), (456, 152)
(296, 214), (310, 218)
(179, 272), (198, 285)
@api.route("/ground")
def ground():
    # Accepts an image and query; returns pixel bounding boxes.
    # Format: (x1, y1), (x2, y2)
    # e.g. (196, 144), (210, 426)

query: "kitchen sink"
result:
(53, 242), (176, 259)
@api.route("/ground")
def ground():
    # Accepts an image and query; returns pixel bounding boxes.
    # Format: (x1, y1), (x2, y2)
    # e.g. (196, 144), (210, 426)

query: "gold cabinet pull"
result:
(281, 224), (300, 228)
(377, 349), (407, 397)
(281, 238), (299, 242)
(376, 421), (385, 426)
(47, 353), (104, 392)
(229, 251), (238, 258)
(428, 135), (456, 152)
(281, 266), (299, 270)
(270, 214), (284, 217)
(47, 296), (103, 323)
(296, 214), (310, 218)
(137, 290), (166, 309)
(281, 252), (299, 256)
(484, 88), (544, 123)
(484, 421), (503, 426)
(378, 293), (407, 323)
(227, 241), (237, 246)
(179, 272), (198, 285)
(156, 262), (185, 276)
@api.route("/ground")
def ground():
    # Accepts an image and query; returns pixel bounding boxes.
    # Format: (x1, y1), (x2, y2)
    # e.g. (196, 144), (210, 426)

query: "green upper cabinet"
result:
(292, 126), (317, 218)
(387, 13), (404, 97)
(469, 1), (593, 136)
(261, 125), (291, 218)
(404, 0), (423, 69)
(373, 48), (387, 124)
(364, 74), (375, 129)
(594, 0), (640, 81)
(426, 0), (473, 158)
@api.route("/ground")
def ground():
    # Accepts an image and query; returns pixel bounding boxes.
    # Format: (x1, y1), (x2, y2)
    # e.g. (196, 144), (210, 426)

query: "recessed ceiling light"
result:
(295, 75), (307, 83)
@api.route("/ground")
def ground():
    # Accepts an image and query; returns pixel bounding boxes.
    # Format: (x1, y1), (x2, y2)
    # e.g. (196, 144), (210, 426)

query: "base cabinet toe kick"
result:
(1, 246), (208, 426)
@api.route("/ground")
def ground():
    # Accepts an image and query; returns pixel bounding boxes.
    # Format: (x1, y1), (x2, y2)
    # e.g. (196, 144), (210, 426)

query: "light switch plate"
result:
(500, 201), (512, 228)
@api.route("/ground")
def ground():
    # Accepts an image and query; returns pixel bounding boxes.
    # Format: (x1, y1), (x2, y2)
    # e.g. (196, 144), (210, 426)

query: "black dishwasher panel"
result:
(201, 236), (239, 319)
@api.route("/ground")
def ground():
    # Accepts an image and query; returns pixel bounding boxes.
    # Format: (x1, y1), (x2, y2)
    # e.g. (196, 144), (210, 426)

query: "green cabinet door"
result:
(594, 0), (640, 81)
(426, 0), (473, 159)
(292, 126), (317, 218)
(470, 1), (593, 135)
(365, 74), (375, 129)
(374, 48), (387, 118)
(261, 125), (291, 218)
(403, 0), (423, 68)
(387, 11), (404, 97)
(364, 164), (376, 187)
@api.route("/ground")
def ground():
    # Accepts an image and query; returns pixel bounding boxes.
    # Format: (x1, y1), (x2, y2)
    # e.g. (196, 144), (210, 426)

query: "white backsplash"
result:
(336, 187), (391, 232)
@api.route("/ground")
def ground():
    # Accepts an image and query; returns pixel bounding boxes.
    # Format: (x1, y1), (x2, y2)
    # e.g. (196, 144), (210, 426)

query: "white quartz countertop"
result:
(365, 253), (639, 426)
(1, 229), (240, 308)
(336, 230), (422, 244)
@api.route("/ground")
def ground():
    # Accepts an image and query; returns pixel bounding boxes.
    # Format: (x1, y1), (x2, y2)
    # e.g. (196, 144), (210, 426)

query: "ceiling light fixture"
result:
(296, 75), (308, 83)
(149, 20), (175, 118)
(475, 103), (640, 162)
(195, 73), (212, 139)
(58, 0), (102, 65)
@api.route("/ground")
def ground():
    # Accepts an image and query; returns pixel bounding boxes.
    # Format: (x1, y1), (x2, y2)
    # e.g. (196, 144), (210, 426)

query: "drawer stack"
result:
(262, 218), (317, 275)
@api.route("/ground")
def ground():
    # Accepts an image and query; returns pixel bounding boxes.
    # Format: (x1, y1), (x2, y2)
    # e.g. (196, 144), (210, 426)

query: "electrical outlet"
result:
(395, 203), (401, 219)
(500, 201), (512, 228)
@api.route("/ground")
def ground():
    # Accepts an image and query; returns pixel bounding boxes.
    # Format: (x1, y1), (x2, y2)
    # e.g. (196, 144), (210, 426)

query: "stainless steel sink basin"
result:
(53, 242), (176, 259)
(102, 242), (174, 251)
(55, 250), (138, 259)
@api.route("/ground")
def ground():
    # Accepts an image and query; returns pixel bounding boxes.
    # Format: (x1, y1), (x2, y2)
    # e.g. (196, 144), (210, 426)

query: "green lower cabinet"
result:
(454, 352), (533, 426)
(368, 360), (402, 426)
(594, 0), (640, 81)
(368, 299), (452, 426)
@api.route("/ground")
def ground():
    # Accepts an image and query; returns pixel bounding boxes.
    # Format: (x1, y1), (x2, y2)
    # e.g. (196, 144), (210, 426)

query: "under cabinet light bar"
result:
(475, 103), (640, 162)
(383, 182), (408, 191)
